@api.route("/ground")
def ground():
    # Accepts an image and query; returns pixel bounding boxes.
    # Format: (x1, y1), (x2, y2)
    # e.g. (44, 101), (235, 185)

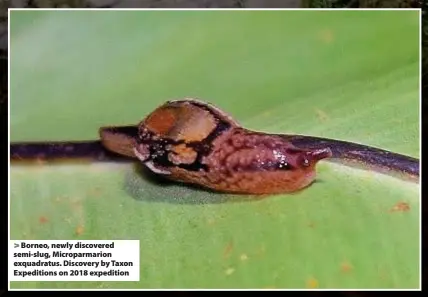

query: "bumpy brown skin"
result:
(167, 129), (331, 194)
(133, 99), (332, 195)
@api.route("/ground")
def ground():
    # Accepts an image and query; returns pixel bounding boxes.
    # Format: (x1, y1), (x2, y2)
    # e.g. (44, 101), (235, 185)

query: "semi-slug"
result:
(10, 99), (420, 195)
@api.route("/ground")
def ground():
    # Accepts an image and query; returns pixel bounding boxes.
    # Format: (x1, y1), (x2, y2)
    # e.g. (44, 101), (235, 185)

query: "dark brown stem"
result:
(10, 140), (132, 163)
(284, 134), (419, 181)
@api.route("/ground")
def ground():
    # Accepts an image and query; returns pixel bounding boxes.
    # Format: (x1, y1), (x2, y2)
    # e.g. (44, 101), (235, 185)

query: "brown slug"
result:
(129, 99), (332, 194)
(10, 98), (420, 195)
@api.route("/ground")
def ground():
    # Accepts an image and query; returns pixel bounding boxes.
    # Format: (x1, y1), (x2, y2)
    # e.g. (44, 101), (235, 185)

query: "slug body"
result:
(10, 98), (419, 195)
(128, 100), (332, 194)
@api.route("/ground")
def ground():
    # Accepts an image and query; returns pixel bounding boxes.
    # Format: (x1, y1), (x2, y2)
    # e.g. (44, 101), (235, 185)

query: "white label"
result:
(9, 240), (140, 281)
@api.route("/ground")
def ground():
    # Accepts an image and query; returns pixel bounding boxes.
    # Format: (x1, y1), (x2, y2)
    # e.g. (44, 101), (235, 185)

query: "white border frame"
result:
(7, 7), (422, 291)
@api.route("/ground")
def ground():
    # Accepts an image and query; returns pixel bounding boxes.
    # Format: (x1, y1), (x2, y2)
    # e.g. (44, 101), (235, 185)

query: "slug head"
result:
(281, 147), (332, 192)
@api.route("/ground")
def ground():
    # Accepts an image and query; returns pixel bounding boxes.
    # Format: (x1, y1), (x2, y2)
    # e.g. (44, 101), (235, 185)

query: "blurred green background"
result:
(10, 10), (420, 289)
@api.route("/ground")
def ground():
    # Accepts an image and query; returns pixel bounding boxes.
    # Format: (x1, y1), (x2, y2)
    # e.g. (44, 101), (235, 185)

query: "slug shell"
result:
(134, 99), (332, 194)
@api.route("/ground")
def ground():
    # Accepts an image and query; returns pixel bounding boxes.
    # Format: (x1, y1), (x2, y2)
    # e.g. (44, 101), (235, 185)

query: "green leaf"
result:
(10, 10), (420, 289)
